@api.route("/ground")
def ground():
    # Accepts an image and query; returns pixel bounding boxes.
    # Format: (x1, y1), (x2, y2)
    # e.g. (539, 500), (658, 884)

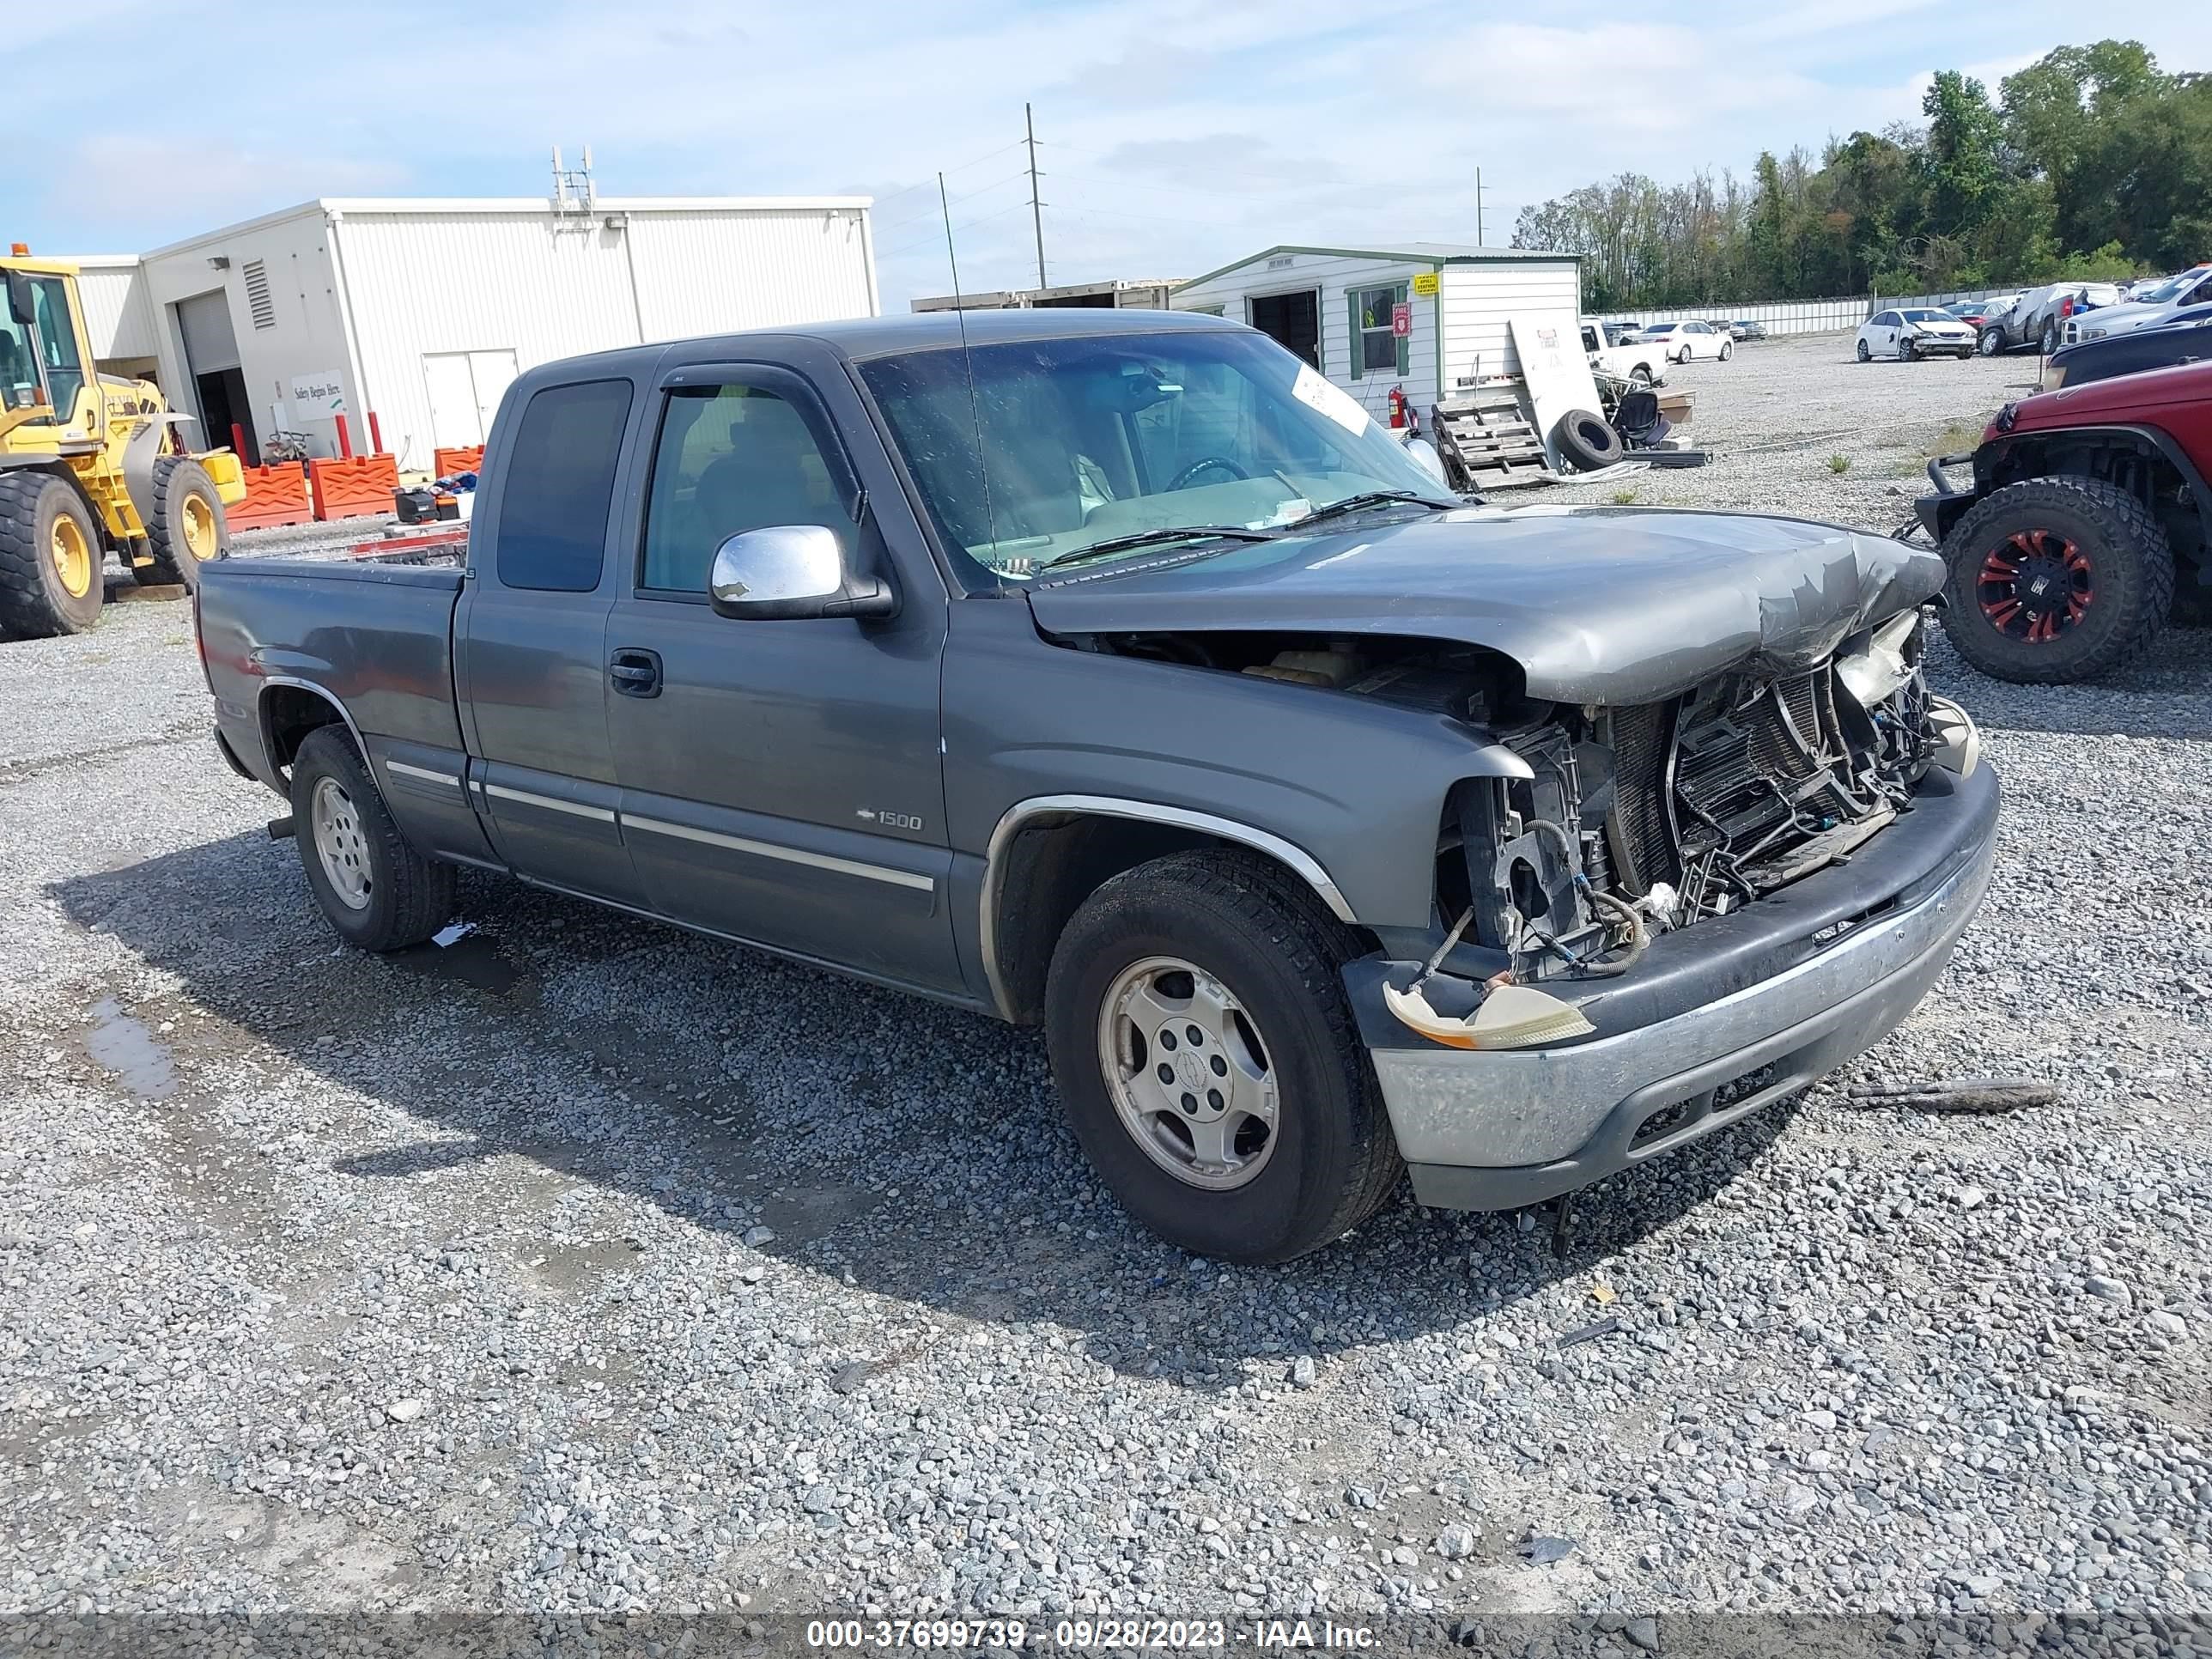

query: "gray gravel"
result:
(2, 339), (2209, 1649)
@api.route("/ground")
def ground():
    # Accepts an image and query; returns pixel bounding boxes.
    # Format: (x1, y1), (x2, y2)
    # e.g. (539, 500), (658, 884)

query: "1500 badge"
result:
(856, 808), (924, 831)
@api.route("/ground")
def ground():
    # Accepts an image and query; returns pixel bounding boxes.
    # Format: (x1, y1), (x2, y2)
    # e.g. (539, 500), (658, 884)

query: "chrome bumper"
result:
(1370, 767), (1998, 1211)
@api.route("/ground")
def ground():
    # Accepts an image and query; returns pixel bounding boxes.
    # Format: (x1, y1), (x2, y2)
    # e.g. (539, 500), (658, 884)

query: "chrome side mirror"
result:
(707, 525), (896, 621)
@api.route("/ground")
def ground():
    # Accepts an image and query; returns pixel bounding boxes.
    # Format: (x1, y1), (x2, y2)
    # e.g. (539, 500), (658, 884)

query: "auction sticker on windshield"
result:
(1291, 364), (1371, 435)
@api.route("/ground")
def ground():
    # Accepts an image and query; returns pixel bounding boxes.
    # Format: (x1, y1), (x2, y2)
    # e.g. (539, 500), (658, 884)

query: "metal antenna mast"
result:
(1025, 103), (1048, 288)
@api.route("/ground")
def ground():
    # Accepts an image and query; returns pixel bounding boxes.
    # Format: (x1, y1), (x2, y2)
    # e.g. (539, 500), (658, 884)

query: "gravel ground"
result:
(3, 338), (2209, 1655)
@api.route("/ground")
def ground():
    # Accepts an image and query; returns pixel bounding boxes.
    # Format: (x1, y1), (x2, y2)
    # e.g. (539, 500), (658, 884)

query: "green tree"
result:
(1921, 71), (2004, 236)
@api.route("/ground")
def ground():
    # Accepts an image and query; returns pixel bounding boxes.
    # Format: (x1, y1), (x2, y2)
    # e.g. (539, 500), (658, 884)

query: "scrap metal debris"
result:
(1844, 1076), (2058, 1114)
(1557, 1315), (1622, 1349)
(1519, 1534), (1577, 1565)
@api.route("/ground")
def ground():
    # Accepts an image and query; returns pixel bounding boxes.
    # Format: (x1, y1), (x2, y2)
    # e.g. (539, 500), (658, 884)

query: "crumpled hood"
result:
(1024, 505), (1945, 705)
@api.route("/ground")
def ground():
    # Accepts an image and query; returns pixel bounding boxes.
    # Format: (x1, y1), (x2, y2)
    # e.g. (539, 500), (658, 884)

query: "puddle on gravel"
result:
(386, 931), (522, 995)
(85, 998), (177, 1098)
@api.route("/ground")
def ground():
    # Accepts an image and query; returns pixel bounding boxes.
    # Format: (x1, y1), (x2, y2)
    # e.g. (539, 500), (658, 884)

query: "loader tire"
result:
(140, 457), (228, 589)
(0, 471), (106, 638)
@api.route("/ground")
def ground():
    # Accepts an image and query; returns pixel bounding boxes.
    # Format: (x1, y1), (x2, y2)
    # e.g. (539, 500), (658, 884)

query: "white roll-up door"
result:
(175, 290), (241, 374)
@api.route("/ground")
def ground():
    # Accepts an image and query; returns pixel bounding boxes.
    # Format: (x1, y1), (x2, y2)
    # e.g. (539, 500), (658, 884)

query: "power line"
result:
(875, 198), (1033, 262)
(862, 141), (1032, 215)
(871, 169), (1031, 240)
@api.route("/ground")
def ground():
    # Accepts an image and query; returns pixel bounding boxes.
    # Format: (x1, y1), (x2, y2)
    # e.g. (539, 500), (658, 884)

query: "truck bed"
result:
(198, 555), (470, 785)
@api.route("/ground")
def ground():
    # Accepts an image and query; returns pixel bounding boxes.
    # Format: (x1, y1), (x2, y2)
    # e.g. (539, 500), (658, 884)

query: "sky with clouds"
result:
(7, 1), (2208, 307)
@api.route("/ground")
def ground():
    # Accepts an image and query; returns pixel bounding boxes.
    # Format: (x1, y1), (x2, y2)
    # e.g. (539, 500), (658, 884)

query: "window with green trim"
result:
(1347, 283), (1408, 379)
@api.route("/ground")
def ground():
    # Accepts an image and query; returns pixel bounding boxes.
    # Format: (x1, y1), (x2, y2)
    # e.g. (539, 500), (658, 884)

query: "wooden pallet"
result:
(1432, 388), (1551, 490)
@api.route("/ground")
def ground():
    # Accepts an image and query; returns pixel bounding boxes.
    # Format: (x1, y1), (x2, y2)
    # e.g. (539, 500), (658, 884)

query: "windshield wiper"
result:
(1292, 489), (1454, 529)
(1034, 525), (1279, 574)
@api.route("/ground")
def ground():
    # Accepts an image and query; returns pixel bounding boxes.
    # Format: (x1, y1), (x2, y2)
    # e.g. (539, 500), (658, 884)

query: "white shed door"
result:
(422, 349), (519, 449)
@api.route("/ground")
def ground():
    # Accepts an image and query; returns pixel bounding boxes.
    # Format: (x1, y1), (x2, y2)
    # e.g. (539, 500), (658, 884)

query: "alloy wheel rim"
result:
(1978, 528), (2093, 643)
(311, 776), (373, 909)
(1097, 955), (1279, 1190)
(51, 513), (93, 599)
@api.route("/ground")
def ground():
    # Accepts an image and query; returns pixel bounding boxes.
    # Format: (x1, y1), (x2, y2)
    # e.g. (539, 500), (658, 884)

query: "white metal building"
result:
(910, 277), (1182, 313)
(65, 194), (878, 470)
(1170, 242), (1580, 422)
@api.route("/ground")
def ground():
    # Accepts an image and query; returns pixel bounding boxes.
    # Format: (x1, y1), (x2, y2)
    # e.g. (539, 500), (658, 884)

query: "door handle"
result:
(609, 647), (662, 698)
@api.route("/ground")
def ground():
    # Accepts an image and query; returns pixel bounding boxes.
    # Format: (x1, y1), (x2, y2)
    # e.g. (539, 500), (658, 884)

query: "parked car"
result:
(1704, 319), (1747, 340)
(1580, 318), (1668, 384)
(1730, 319), (1768, 341)
(1978, 282), (2123, 356)
(2063, 264), (2212, 345)
(1917, 355), (2210, 681)
(1635, 320), (1733, 362)
(1942, 301), (1994, 328)
(1858, 307), (1977, 361)
(197, 308), (1996, 1261)
(2044, 305), (2212, 389)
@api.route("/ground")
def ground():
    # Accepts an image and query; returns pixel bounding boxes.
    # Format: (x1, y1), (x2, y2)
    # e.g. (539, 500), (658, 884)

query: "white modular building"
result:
(1170, 242), (1581, 422)
(64, 194), (878, 471)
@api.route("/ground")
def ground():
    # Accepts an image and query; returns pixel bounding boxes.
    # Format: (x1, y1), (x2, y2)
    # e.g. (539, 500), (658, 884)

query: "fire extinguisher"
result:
(1388, 385), (1410, 429)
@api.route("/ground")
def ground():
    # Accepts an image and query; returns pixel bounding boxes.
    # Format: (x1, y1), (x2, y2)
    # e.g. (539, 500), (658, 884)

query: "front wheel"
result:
(1856, 338), (1871, 362)
(1938, 475), (2175, 684)
(1901, 338), (1917, 362)
(1043, 849), (1401, 1262)
(289, 726), (456, 950)
(1978, 328), (2003, 356)
(0, 471), (105, 638)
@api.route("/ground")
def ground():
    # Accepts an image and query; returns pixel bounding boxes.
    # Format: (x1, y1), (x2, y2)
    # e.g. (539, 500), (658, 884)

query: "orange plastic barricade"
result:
(432, 445), (484, 478)
(308, 453), (402, 521)
(227, 462), (315, 532)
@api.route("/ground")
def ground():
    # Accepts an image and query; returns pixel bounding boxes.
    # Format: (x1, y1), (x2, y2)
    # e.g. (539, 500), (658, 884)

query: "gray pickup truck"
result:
(197, 309), (1998, 1261)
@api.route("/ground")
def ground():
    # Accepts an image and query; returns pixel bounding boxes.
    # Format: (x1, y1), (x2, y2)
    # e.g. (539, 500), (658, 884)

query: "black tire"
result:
(1043, 848), (1401, 1263)
(1630, 366), (1652, 386)
(2039, 320), (2059, 356)
(1938, 475), (2175, 684)
(141, 456), (228, 589)
(1718, 339), (1733, 361)
(1553, 408), (1625, 471)
(0, 471), (106, 639)
(289, 726), (455, 951)
(1856, 338), (1871, 362)
(1978, 328), (2003, 356)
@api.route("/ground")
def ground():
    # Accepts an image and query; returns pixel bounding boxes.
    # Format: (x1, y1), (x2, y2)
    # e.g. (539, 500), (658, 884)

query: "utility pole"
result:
(1476, 167), (1486, 246)
(1025, 103), (1048, 289)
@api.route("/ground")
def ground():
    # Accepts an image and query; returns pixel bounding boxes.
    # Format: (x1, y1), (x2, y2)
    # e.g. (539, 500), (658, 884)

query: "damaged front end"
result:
(1391, 606), (1980, 1048)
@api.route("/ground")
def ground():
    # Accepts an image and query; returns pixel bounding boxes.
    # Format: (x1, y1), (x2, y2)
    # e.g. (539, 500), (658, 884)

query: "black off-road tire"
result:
(289, 726), (455, 951)
(140, 456), (228, 589)
(1553, 408), (1625, 471)
(0, 471), (106, 638)
(1938, 475), (2174, 684)
(1043, 848), (1402, 1263)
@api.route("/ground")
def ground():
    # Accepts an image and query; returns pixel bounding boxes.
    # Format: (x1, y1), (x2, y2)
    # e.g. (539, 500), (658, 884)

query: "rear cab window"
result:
(494, 379), (635, 592)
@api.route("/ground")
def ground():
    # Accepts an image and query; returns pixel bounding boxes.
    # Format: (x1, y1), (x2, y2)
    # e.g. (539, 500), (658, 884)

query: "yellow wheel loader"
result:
(0, 253), (246, 639)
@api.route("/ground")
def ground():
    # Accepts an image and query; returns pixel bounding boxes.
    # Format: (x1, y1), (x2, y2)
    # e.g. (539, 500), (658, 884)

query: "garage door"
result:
(175, 290), (240, 374)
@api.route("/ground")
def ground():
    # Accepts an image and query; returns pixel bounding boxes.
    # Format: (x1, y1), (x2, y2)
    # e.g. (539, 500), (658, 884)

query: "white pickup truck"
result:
(1581, 319), (1668, 384)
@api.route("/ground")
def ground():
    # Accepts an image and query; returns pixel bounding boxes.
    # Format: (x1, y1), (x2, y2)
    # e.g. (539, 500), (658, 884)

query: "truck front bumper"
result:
(1343, 760), (1999, 1212)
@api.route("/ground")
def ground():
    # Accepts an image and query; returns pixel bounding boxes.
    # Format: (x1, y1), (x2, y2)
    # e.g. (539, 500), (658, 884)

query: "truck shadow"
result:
(51, 830), (1801, 1389)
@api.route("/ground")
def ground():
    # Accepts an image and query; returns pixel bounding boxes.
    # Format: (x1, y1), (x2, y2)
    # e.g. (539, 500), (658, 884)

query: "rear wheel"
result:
(2039, 320), (2060, 356)
(1043, 848), (1401, 1262)
(289, 726), (455, 951)
(0, 471), (106, 638)
(1718, 339), (1733, 361)
(1938, 475), (2174, 684)
(140, 456), (228, 589)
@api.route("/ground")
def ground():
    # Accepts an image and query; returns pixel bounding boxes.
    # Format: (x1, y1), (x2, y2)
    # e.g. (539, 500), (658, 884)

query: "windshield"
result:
(2135, 273), (2194, 306)
(857, 328), (1453, 583)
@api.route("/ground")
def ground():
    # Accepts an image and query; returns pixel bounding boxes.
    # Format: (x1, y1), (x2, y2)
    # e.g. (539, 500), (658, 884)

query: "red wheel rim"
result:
(1977, 528), (2093, 644)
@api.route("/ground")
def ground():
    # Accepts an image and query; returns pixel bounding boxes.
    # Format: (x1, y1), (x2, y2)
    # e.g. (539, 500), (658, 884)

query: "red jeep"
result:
(1917, 358), (2212, 681)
